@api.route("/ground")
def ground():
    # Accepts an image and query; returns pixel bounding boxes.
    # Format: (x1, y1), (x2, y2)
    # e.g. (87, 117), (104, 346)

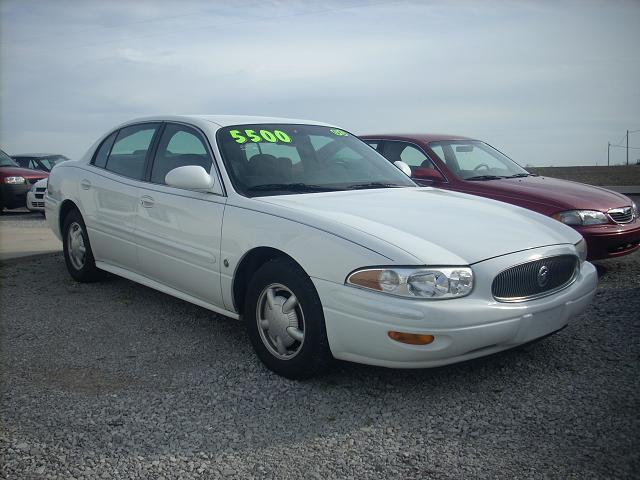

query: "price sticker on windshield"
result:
(229, 129), (292, 144)
(330, 129), (348, 136)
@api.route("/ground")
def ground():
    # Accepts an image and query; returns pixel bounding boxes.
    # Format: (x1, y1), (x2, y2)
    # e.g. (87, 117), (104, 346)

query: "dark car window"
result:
(365, 141), (379, 150)
(105, 124), (159, 180)
(217, 124), (415, 197)
(382, 141), (435, 169)
(93, 132), (118, 169)
(428, 140), (528, 179)
(0, 149), (18, 167)
(13, 156), (68, 172)
(150, 124), (213, 185)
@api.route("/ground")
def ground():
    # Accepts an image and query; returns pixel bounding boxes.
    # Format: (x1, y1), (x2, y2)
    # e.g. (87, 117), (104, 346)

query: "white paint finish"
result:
(77, 167), (140, 270)
(219, 202), (392, 311)
(165, 165), (214, 191)
(136, 183), (226, 307)
(313, 258), (597, 367)
(45, 114), (597, 369)
(258, 187), (581, 265)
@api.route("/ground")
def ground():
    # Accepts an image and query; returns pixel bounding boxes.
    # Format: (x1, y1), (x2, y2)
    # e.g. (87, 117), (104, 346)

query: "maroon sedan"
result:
(360, 134), (639, 260)
(0, 148), (48, 213)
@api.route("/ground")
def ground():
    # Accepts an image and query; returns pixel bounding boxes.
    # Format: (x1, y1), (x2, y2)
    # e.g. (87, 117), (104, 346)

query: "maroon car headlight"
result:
(633, 202), (639, 219)
(552, 210), (608, 226)
(3, 176), (26, 184)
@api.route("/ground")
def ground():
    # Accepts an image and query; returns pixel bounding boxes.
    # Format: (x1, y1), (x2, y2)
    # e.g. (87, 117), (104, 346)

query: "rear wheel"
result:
(245, 258), (332, 379)
(62, 209), (103, 282)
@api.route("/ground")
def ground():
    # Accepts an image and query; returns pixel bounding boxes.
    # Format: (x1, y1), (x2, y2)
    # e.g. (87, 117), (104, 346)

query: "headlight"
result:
(552, 210), (608, 226)
(633, 201), (639, 219)
(575, 238), (587, 264)
(30, 183), (38, 193)
(346, 266), (473, 299)
(4, 176), (26, 184)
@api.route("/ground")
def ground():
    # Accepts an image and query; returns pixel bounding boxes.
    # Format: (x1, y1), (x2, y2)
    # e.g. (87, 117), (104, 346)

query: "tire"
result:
(62, 209), (103, 282)
(245, 257), (332, 379)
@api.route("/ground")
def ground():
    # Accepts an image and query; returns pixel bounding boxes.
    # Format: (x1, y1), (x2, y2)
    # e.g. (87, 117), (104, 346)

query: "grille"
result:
(608, 206), (634, 224)
(492, 255), (579, 302)
(35, 187), (46, 193)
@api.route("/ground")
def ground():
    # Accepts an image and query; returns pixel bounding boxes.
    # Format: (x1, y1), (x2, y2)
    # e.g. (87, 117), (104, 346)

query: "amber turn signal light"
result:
(388, 331), (435, 345)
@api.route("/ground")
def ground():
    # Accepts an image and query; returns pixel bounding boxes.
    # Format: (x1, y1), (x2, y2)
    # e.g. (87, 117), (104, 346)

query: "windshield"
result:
(0, 149), (18, 167)
(15, 155), (69, 171)
(428, 140), (529, 180)
(217, 124), (415, 196)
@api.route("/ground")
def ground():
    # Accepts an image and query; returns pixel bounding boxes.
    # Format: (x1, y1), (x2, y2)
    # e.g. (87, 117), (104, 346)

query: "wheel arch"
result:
(58, 199), (81, 235)
(232, 247), (306, 315)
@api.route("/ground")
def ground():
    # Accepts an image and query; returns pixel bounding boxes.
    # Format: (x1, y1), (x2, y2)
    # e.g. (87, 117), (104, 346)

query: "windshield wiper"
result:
(465, 175), (505, 181)
(506, 173), (536, 178)
(345, 182), (407, 190)
(246, 183), (338, 193)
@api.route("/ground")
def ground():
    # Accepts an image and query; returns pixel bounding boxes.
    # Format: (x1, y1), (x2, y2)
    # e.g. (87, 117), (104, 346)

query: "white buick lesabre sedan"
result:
(45, 115), (597, 378)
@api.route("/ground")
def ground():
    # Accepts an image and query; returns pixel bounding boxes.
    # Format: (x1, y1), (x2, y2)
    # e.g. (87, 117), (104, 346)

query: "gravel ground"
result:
(1, 250), (639, 479)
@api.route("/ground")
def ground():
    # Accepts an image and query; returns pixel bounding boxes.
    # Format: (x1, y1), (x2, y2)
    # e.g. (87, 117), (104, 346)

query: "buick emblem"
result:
(537, 265), (549, 287)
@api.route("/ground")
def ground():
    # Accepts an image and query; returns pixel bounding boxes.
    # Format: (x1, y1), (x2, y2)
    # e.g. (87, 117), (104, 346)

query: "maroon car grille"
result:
(608, 207), (634, 224)
(492, 255), (579, 302)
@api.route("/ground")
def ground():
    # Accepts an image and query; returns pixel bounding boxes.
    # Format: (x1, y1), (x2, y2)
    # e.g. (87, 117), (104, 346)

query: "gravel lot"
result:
(1, 245), (639, 479)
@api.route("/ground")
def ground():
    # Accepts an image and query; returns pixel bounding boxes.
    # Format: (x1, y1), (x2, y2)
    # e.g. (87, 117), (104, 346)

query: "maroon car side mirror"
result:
(413, 167), (444, 182)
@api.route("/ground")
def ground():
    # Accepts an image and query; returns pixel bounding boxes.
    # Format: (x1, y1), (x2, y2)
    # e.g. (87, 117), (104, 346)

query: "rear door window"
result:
(105, 124), (159, 180)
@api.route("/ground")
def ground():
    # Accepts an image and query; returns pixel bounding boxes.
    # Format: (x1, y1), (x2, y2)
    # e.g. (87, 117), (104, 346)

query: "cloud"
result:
(1, 0), (639, 166)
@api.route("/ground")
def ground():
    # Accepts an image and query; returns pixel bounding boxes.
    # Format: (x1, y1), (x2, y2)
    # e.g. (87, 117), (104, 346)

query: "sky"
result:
(1, 0), (639, 166)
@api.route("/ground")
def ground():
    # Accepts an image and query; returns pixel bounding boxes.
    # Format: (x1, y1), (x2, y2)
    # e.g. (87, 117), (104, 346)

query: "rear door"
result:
(81, 122), (161, 271)
(135, 122), (227, 307)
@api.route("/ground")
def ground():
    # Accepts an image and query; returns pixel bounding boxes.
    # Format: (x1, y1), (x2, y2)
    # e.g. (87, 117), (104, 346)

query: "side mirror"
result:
(165, 165), (214, 191)
(393, 160), (412, 177)
(413, 167), (445, 182)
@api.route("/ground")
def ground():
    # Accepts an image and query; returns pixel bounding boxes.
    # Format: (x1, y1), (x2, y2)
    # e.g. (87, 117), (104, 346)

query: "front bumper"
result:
(1, 183), (30, 209)
(313, 245), (598, 368)
(577, 221), (640, 260)
(26, 190), (45, 211)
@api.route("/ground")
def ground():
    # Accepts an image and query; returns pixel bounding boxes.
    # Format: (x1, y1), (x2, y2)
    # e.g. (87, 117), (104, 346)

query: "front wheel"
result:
(245, 258), (332, 379)
(62, 209), (103, 282)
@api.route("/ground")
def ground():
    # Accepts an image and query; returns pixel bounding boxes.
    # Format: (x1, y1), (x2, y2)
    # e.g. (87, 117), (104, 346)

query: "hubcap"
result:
(256, 283), (305, 360)
(67, 222), (86, 270)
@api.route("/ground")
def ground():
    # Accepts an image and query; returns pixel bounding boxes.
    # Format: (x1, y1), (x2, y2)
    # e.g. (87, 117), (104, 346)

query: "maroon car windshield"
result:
(428, 140), (529, 180)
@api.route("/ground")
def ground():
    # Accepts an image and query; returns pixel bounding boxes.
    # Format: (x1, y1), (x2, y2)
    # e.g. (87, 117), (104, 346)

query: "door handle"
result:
(140, 195), (155, 208)
(80, 179), (91, 190)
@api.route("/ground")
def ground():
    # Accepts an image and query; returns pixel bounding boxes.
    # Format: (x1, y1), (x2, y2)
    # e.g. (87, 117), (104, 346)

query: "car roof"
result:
(360, 133), (475, 143)
(122, 114), (334, 128)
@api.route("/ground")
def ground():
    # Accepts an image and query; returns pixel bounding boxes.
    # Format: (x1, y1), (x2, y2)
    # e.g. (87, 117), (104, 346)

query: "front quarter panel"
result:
(220, 203), (393, 312)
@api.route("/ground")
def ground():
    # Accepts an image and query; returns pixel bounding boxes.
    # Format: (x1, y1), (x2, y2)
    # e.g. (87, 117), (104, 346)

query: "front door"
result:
(135, 122), (226, 307)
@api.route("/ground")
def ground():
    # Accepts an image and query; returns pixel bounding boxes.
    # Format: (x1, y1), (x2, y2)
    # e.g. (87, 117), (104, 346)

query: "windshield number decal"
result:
(229, 129), (292, 144)
(330, 129), (348, 136)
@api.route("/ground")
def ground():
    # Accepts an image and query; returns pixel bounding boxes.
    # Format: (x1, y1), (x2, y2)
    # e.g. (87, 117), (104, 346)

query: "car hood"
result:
(0, 166), (49, 179)
(257, 187), (580, 265)
(460, 176), (631, 212)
